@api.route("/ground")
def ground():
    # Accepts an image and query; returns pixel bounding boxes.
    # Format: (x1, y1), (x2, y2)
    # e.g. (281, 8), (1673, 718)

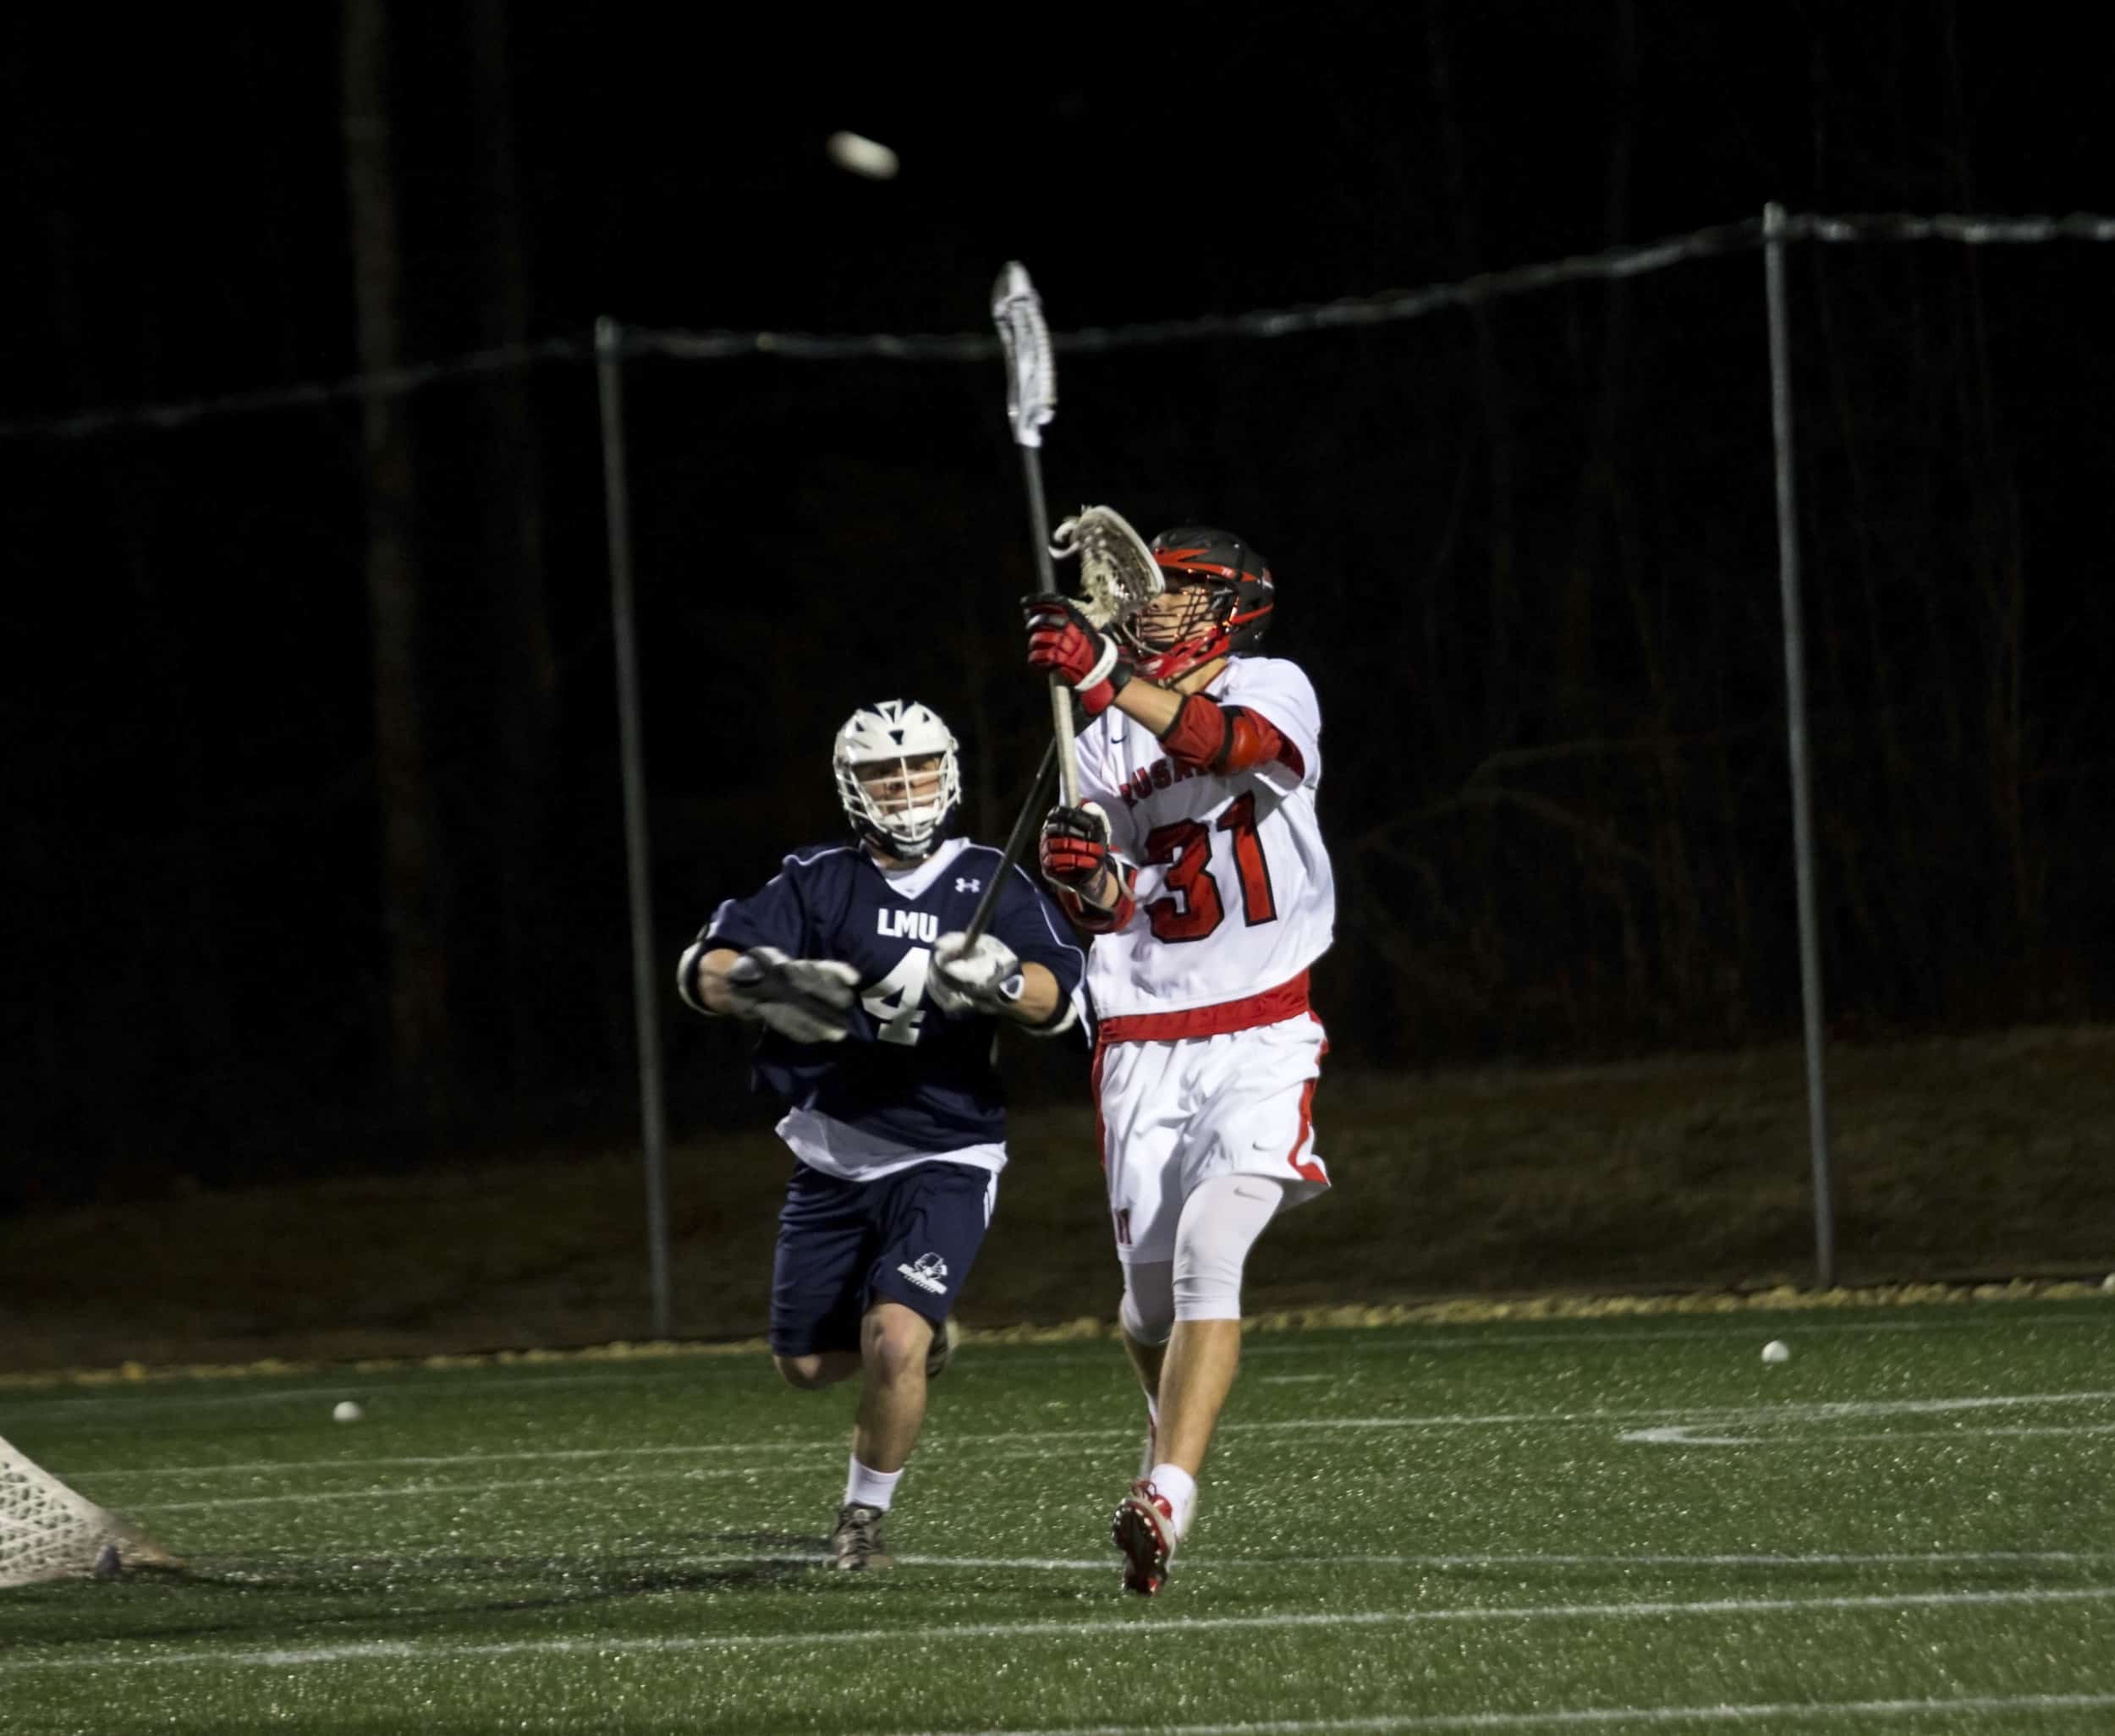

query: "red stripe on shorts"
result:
(1287, 1013), (1329, 1183)
(1287, 1073), (1326, 1183)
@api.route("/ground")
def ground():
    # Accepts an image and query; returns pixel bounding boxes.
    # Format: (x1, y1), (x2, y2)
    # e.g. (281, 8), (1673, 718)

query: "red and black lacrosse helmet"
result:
(1120, 526), (1276, 683)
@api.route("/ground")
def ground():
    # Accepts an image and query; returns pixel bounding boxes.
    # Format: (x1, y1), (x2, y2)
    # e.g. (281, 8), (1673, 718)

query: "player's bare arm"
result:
(928, 938), (1065, 1026)
(689, 947), (746, 1015)
(1006, 962), (1063, 1025)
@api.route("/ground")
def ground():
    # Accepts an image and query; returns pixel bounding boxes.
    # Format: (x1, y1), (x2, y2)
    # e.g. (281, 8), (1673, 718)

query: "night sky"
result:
(5, 3), (2112, 1206)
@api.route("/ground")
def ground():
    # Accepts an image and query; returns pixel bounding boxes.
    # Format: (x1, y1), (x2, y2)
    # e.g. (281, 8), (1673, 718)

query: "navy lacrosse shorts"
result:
(769, 1160), (997, 1357)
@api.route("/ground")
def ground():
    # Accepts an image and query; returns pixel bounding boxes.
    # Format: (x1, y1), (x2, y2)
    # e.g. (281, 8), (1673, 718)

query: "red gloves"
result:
(1040, 802), (1112, 889)
(1024, 596), (1132, 717)
(1040, 803), (1134, 931)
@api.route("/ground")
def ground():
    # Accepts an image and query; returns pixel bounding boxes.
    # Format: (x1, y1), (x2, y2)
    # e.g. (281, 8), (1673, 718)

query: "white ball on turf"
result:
(826, 131), (899, 180)
(1761, 1339), (1790, 1365)
(332, 1400), (365, 1424)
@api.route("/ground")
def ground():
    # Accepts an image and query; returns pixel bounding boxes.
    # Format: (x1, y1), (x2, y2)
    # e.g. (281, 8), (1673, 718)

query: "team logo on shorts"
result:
(897, 1251), (949, 1294)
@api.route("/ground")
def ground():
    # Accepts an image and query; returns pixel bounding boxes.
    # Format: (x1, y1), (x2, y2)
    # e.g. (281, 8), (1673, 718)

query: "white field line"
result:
(8, 1584), (2115, 1675)
(94, 1439), (1116, 1508)
(145, 1465), (782, 1513)
(1072, 1308), (2115, 1367)
(8, 1304), (2111, 1418)
(1627, 1420), (2115, 1448)
(910, 1690), (2115, 1735)
(1649, 1388), (2115, 1423)
(42, 1415), (1543, 1488)
(80, 1438), (860, 1481)
(0, 1367), (739, 1416)
(58, 1387), (2115, 1497)
(130, 1436), (1169, 1513)
(666, 1549), (2115, 1574)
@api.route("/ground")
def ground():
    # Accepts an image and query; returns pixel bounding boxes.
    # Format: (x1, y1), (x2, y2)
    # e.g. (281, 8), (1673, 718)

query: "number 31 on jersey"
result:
(1141, 792), (1277, 943)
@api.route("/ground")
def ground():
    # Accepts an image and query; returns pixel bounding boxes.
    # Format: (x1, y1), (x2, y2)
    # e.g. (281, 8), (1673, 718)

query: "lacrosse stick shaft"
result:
(962, 737), (1060, 947)
(1019, 452), (1083, 810)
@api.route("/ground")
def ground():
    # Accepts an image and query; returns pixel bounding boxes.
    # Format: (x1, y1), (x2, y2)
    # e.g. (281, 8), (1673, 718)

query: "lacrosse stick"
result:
(959, 737), (1060, 947)
(992, 262), (1080, 810)
(953, 508), (1161, 947)
(1051, 504), (1165, 628)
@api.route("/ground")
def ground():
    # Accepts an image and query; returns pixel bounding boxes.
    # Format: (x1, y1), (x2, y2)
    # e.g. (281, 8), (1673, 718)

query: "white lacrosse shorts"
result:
(1095, 1012), (1330, 1266)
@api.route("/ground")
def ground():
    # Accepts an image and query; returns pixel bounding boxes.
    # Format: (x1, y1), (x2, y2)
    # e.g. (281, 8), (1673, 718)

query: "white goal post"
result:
(1, 1431), (177, 1587)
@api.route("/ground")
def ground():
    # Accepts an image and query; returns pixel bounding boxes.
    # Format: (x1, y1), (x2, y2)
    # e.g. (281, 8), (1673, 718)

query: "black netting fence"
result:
(5, 216), (2112, 1224)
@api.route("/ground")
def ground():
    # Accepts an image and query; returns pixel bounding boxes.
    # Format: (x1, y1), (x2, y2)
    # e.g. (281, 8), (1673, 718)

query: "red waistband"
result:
(1096, 971), (1310, 1046)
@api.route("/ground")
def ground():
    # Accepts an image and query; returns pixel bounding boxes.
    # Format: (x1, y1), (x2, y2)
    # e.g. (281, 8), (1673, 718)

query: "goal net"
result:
(1, 1431), (177, 1587)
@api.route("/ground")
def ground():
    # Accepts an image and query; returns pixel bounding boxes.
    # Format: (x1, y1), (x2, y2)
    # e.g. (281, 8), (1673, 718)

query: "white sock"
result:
(845, 1456), (902, 1512)
(1146, 1461), (1197, 1535)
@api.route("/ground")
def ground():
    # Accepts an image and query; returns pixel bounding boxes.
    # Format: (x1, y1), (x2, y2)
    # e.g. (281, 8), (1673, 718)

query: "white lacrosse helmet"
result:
(833, 700), (962, 861)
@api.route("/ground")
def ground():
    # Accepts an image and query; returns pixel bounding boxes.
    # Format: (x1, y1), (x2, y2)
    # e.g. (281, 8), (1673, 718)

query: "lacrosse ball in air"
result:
(332, 1400), (365, 1424)
(1761, 1340), (1790, 1365)
(826, 131), (899, 180)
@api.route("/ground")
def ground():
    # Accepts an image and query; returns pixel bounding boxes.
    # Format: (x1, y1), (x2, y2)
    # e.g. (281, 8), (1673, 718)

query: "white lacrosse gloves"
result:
(928, 931), (1025, 1017)
(721, 945), (860, 1043)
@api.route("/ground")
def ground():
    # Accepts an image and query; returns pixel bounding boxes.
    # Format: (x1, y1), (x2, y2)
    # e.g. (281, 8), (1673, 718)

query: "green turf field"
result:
(8, 1300), (2115, 1734)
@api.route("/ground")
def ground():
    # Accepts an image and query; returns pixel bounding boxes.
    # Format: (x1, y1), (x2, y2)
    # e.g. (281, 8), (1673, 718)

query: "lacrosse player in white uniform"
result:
(1023, 525), (1335, 1595)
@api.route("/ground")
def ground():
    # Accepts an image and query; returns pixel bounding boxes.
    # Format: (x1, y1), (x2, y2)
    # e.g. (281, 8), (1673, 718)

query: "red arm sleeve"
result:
(1157, 698), (1305, 780)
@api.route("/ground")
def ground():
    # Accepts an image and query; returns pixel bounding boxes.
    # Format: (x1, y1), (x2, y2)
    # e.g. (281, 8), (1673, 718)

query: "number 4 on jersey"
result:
(861, 949), (931, 1045)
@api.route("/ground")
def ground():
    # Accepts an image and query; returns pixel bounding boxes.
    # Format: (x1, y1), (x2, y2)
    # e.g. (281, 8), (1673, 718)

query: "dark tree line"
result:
(3, 2), (2109, 1208)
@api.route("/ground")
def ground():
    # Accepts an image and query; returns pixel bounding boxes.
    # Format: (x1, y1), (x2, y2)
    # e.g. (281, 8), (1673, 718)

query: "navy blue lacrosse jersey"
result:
(701, 835), (1088, 1152)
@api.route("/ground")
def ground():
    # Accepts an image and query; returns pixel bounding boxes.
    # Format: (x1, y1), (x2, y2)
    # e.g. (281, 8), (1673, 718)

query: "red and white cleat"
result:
(1112, 1478), (1177, 1596)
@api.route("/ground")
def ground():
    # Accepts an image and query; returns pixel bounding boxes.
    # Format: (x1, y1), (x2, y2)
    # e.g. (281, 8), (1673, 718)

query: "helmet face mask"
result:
(1130, 581), (1228, 658)
(833, 700), (961, 861)
(854, 754), (948, 818)
(1122, 526), (1274, 682)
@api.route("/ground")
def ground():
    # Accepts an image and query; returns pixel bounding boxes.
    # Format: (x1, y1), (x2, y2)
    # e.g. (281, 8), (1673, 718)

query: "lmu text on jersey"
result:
(877, 909), (941, 942)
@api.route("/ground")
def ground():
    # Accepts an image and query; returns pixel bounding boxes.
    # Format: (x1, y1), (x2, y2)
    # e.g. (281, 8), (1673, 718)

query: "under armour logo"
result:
(955, 876), (981, 893)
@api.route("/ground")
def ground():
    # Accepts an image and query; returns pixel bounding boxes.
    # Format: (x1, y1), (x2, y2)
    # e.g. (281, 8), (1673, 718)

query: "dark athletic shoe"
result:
(829, 1502), (893, 1570)
(1112, 1479), (1177, 1596)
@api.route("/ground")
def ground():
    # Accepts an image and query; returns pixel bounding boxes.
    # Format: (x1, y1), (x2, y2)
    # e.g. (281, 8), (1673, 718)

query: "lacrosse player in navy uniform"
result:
(678, 700), (1086, 1570)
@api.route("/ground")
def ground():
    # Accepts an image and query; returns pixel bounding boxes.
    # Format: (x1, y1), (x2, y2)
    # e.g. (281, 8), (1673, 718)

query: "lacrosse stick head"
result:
(833, 700), (962, 863)
(1049, 506), (1165, 632)
(1120, 525), (1276, 682)
(991, 261), (1055, 450)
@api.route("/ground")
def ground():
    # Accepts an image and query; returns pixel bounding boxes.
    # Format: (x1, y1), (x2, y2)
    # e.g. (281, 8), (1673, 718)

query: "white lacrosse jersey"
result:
(1074, 655), (1335, 1022)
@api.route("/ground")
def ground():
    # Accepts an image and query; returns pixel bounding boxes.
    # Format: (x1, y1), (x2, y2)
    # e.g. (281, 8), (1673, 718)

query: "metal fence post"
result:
(1763, 204), (1839, 1290)
(596, 316), (674, 1338)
